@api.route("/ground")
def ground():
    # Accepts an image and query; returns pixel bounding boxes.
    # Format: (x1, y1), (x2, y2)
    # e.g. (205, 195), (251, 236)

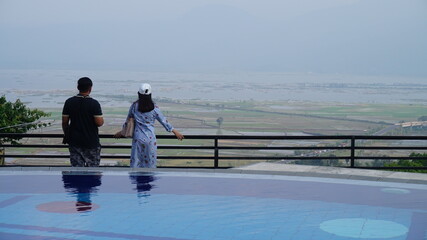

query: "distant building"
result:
(396, 121), (427, 128)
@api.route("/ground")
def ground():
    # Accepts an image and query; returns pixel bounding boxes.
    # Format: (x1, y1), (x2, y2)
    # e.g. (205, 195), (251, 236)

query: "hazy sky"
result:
(1, 0), (426, 76)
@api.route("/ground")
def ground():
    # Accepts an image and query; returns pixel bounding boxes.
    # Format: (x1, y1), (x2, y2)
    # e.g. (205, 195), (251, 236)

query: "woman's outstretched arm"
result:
(172, 129), (184, 141)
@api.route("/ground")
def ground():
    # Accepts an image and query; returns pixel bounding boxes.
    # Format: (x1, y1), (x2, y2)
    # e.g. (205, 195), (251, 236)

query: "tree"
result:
(384, 152), (427, 173)
(216, 117), (224, 128)
(0, 95), (51, 145)
(408, 152), (427, 167)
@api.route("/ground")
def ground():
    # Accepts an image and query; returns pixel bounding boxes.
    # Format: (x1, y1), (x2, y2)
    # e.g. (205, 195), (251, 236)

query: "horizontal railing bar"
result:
(3, 155), (70, 158)
(5, 155), (425, 161)
(0, 145), (67, 148)
(354, 156), (427, 160)
(0, 144), (215, 150)
(159, 146), (213, 149)
(97, 156), (215, 160)
(0, 154), (333, 159)
(2, 133), (426, 140)
(2, 154), (214, 159)
(1, 144), (352, 150)
(5, 154), (425, 160)
(3, 144), (427, 151)
(220, 146), (427, 150)
(209, 146), (351, 150)
(350, 136), (427, 140)
(158, 156), (214, 159)
(215, 156), (427, 160)
(216, 156), (349, 160)
(1, 164), (229, 169)
(354, 147), (427, 150)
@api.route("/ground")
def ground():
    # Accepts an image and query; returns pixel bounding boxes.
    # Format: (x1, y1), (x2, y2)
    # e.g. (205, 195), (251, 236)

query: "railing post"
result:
(350, 136), (355, 168)
(0, 147), (4, 166)
(214, 137), (219, 168)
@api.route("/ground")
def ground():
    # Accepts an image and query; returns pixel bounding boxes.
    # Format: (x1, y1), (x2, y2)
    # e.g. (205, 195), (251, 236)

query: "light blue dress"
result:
(126, 102), (174, 168)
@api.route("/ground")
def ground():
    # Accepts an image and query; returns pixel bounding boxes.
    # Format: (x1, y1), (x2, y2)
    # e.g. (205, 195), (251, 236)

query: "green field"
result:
(5, 100), (426, 167)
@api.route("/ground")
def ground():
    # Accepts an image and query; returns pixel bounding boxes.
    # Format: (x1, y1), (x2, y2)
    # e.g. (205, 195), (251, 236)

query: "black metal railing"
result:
(0, 133), (426, 170)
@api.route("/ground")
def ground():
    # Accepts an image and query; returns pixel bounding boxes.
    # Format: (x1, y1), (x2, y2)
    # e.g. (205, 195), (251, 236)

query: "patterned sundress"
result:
(126, 102), (174, 168)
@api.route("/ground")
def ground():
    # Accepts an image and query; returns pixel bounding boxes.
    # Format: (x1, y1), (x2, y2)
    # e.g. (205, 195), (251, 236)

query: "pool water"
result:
(0, 170), (426, 240)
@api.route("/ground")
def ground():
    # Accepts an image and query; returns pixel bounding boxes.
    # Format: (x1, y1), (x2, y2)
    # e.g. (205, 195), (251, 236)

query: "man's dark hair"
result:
(77, 77), (93, 92)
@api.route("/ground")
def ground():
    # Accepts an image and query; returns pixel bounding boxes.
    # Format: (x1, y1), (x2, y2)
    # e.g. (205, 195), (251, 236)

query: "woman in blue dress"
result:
(115, 83), (184, 168)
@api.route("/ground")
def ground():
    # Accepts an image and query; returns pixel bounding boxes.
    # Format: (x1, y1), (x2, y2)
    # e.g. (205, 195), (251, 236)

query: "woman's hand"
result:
(172, 129), (184, 141)
(114, 131), (123, 139)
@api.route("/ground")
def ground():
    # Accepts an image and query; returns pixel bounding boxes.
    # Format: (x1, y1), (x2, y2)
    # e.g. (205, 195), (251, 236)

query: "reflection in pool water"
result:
(129, 173), (157, 199)
(62, 171), (102, 212)
(0, 171), (426, 240)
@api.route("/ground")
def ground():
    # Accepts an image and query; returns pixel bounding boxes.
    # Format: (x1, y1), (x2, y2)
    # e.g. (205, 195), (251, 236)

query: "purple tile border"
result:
(406, 212), (427, 240)
(0, 232), (72, 240)
(0, 223), (189, 240)
(0, 196), (32, 208)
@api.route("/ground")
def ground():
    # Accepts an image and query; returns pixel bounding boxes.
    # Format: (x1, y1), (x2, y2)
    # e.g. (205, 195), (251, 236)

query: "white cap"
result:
(138, 83), (152, 95)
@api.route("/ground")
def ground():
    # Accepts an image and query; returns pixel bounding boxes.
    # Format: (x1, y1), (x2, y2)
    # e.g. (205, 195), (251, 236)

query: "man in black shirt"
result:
(62, 77), (104, 167)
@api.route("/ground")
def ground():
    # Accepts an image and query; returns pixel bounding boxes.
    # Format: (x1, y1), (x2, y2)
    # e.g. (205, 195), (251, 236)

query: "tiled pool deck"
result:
(0, 164), (426, 240)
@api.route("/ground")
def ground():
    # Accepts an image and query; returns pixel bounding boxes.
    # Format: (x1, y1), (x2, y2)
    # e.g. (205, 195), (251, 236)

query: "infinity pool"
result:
(0, 170), (426, 240)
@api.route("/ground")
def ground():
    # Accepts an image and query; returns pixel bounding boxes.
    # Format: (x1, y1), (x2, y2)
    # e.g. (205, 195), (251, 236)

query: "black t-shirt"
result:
(62, 95), (103, 148)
